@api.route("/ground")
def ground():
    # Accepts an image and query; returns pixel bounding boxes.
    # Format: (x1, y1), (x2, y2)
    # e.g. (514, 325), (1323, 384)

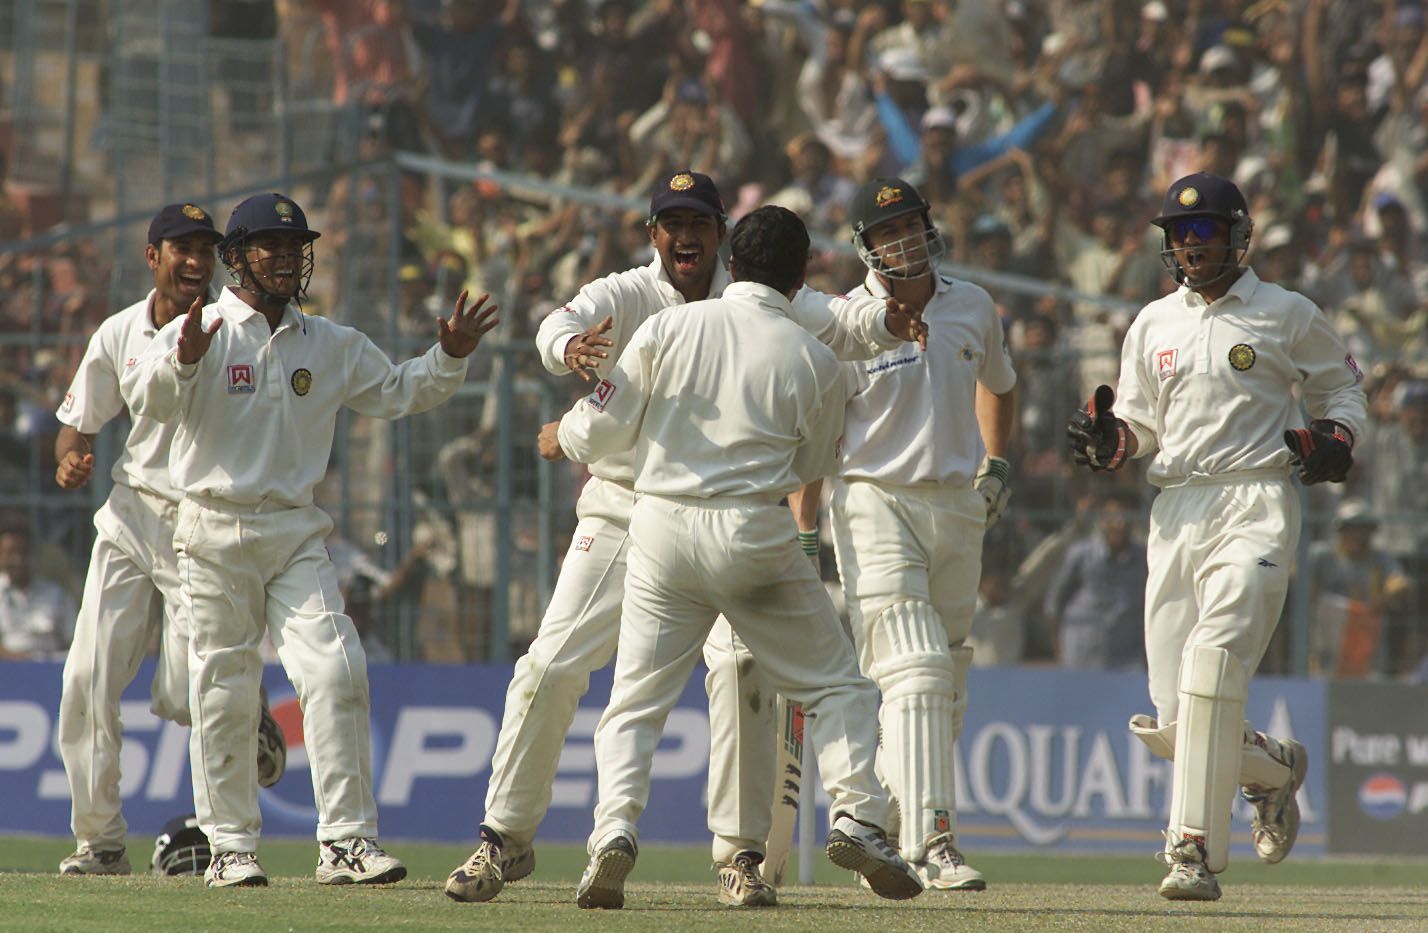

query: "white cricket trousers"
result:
(59, 483), (190, 851)
(590, 494), (888, 850)
(1144, 473), (1300, 723)
(175, 495), (378, 853)
(482, 477), (775, 862)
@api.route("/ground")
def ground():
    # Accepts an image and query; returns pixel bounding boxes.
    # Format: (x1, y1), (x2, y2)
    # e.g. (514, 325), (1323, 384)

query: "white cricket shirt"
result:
(57, 290), (184, 502)
(557, 281), (847, 498)
(121, 286), (469, 507)
(536, 254), (904, 486)
(838, 272), (1017, 486)
(1116, 268), (1368, 487)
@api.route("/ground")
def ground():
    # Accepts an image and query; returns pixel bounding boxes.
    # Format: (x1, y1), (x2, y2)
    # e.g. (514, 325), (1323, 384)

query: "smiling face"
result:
(649, 208), (725, 300)
(865, 211), (935, 279)
(148, 233), (216, 321)
(233, 230), (310, 303)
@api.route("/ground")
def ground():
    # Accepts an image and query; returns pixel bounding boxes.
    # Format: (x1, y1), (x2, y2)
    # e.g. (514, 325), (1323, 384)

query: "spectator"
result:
(1306, 499), (1414, 679)
(0, 525), (76, 660)
(1042, 491), (1147, 670)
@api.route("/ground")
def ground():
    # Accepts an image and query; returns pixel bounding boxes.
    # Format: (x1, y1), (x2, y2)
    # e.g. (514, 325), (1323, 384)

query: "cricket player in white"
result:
(121, 193), (499, 889)
(1067, 172), (1367, 901)
(539, 205), (924, 909)
(446, 171), (927, 908)
(54, 203), (285, 876)
(791, 178), (1016, 891)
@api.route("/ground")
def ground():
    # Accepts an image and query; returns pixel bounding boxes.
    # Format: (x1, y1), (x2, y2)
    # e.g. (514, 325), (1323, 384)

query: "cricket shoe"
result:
(1156, 835), (1221, 901)
(826, 815), (923, 900)
(576, 831), (637, 909)
(205, 851), (268, 888)
(315, 837), (407, 885)
(914, 833), (986, 891)
(256, 688), (286, 789)
(717, 851), (777, 907)
(59, 845), (131, 876)
(1243, 737), (1308, 864)
(445, 835), (536, 903)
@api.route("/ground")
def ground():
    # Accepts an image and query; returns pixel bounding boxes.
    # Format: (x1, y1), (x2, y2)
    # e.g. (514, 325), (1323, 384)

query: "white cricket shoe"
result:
(315, 837), (406, 885)
(205, 851), (268, 888)
(826, 815), (923, 901)
(576, 831), (637, 910)
(914, 833), (986, 891)
(717, 851), (777, 907)
(59, 845), (131, 876)
(1157, 836), (1221, 901)
(1244, 738), (1308, 864)
(445, 837), (536, 902)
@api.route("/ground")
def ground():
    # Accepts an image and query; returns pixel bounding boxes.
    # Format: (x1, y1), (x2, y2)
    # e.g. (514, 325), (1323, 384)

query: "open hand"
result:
(563, 314), (615, 383)
(883, 298), (929, 350)
(176, 296), (221, 365)
(438, 291), (501, 358)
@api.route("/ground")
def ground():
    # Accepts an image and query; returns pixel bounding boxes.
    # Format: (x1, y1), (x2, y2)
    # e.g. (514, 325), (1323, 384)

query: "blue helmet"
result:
(220, 193), (319, 304)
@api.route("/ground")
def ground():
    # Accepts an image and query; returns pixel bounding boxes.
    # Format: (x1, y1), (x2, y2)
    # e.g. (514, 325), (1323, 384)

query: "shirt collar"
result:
(218, 285), (305, 331)
(723, 279), (794, 315)
(1181, 266), (1261, 310)
(142, 289), (160, 336)
(862, 269), (951, 299)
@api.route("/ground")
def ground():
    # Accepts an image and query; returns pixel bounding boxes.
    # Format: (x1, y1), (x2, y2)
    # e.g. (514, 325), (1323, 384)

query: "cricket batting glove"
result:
(973, 456), (1012, 529)
(1283, 419), (1354, 485)
(1066, 384), (1129, 471)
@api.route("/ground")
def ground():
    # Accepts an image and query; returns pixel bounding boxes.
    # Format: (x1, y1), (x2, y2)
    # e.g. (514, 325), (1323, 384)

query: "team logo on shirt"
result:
(228, 364), (255, 394)
(589, 378), (617, 412)
(1157, 348), (1178, 380)
(291, 368), (313, 396)
(1228, 343), (1256, 371)
(959, 343), (977, 362)
(574, 535), (595, 552)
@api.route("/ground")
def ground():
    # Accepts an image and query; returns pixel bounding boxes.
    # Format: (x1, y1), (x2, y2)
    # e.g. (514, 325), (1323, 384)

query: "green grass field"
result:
(4, 835), (1426, 931)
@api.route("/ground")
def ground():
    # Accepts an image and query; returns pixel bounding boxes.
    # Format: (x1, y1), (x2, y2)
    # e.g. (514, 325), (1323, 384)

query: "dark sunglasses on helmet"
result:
(1168, 217), (1225, 241)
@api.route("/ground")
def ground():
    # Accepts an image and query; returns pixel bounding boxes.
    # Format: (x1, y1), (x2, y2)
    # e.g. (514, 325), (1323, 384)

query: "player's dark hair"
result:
(729, 206), (809, 295)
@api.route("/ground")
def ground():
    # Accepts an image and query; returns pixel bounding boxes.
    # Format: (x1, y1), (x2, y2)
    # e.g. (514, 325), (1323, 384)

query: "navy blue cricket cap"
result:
(649, 171), (725, 220)
(223, 193), (321, 243)
(147, 203), (221, 246)
(1151, 172), (1248, 228)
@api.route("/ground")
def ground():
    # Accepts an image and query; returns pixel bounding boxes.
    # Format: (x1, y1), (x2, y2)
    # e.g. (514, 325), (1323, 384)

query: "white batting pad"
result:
(867, 600), (957, 862)
(1169, 645), (1248, 873)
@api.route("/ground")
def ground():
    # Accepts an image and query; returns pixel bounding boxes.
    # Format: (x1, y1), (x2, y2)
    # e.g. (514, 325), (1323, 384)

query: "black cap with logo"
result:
(649, 170), (726, 220)
(849, 177), (931, 238)
(1151, 172), (1248, 227)
(147, 203), (222, 246)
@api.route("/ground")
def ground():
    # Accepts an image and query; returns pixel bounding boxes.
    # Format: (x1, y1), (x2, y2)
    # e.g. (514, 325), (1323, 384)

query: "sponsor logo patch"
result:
(1345, 353), (1364, 384)
(291, 368), (312, 396)
(589, 378), (617, 413)
(228, 364), (255, 394)
(1359, 773), (1407, 821)
(1228, 343), (1256, 371)
(574, 535), (595, 552)
(62, 392), (74, 411)
(1157, 348), (1178, 380)
(933, 809), (951, 834)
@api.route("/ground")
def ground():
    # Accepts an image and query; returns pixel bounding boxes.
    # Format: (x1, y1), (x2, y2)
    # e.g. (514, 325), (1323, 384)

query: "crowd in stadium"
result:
(1, 0), (1426, 678)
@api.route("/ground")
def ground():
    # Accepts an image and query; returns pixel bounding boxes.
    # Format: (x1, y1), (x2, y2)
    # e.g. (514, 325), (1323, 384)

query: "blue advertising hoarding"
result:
(0, 661), (1325, 861)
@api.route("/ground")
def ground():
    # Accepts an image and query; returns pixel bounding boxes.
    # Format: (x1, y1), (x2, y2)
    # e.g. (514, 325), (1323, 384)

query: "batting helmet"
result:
(849, 177), (946, 280)
(220, 193), (319, 304)
(151, 814), (212, 876)
(1150, 172), (1253, 285)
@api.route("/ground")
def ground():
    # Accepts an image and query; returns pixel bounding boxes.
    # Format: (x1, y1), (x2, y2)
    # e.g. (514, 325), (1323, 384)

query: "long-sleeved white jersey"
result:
(57, 290), (184, 502)
(1116, 268), (1368, 487)
(120, 286), (468, 507)
(536, 253), (905, 486)
(556, 281), (847, 498)
(838, 271), (1017, 486)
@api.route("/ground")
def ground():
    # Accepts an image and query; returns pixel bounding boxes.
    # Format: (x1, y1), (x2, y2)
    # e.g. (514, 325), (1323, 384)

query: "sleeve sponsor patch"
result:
(1345, 353), (1364, 384)
(588, 378), (617, 412)
(62, 392), (74, 411)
